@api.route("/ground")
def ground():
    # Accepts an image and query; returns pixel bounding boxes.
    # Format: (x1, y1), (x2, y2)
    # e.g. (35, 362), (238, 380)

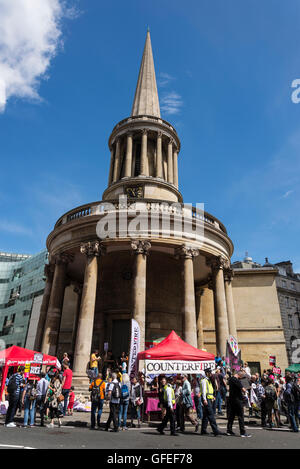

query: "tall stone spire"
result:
(131, 30), (161, 118)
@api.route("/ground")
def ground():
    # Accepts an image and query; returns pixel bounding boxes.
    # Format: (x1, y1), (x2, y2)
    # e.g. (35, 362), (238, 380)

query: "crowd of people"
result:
(1, 349), (300, 438)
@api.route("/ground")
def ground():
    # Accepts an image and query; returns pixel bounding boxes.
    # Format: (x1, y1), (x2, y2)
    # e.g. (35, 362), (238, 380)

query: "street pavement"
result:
(0, 412), (299, 449)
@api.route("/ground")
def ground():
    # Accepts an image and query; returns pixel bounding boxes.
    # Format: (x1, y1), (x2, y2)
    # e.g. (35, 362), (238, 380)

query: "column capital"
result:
(131, 239), (151, 255)
(206, 255), (230, 272)
(80, 241), (106, 258)
(224, 268), (234, 282)
(141, 128), (148, 135)
(176, 245), (199, 260)
(157, 130), (163, 138)
(168, 137), (175, 146)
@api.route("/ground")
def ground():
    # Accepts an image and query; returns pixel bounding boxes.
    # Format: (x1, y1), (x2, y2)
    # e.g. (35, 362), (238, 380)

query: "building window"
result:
(286, 297), (289, 307)
(288, 315), (293, 329)
(282, 280), (287, 288)
(291, 282), (296, 290)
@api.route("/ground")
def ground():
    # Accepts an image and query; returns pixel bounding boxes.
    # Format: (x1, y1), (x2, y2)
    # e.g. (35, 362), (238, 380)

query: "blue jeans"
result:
(24, 397), (36, 426)
(287, 403), (299, 432)
(194, 395), (203, 420)
(91, 399), (104, 428)
(119, 400), (129, 428)
(62, 389), (70, 416)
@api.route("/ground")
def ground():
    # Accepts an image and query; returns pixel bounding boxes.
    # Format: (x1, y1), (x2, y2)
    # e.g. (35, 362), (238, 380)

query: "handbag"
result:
(57, 394), (65, 403)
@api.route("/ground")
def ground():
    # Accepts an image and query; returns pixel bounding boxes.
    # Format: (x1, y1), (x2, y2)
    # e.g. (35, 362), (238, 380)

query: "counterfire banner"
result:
(128, 319), (140, 379)
(144, 360), (215, 375)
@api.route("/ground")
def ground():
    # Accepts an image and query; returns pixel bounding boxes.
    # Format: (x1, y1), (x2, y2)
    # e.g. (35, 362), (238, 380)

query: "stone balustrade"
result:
(54, 199), (227, 234)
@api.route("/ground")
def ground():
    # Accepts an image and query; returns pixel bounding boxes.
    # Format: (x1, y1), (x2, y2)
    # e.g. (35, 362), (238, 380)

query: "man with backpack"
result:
(283, 375), (299, 432)
(105, 372), (121, 432)
(5, 365), (25, 427)
(89, 372), (106, 429)
(118, 373), (130, 430)
(264, 377), (277, 428)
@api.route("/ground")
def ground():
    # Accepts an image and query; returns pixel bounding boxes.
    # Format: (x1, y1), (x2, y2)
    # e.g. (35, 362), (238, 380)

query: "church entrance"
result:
(112, 319), (131, 359)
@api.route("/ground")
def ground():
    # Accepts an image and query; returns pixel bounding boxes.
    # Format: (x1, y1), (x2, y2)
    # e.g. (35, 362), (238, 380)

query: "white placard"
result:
(145, 359), (215, 375)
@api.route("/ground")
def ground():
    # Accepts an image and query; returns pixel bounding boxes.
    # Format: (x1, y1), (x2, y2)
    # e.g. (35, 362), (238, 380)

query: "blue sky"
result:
(0, 0), (300, 269)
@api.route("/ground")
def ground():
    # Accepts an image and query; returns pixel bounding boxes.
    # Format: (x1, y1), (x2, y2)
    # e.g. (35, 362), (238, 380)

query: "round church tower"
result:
(38, 31), (235, 384)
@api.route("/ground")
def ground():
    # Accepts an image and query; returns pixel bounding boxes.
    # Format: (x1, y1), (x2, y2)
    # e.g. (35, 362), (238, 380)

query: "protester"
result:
(105, 372), (121, 432)
(90, 372), (106, 429)
(61, 363), (73, 417)
(181, 375), (199, 433)
(192, 375), (203, 422)
(36, 372), (49, 427)
(174, 377), (184, 431)
(283, 375), (299, 432)
(22, 378), (37, 427)
(200, 368), (222, 436)
(46, 372), (63, 428)
(227, 371), (251, 437)
(90, 350), (101, 379)
(215, 368), (226, 416)
(130, 376), (143, 428)
(5, 365), (25, 427)
(264, 377), (278, 428)
(156, 377), (176, 436)
(119, 373), (130, 430)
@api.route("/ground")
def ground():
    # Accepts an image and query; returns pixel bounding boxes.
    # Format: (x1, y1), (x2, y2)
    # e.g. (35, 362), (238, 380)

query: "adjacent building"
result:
(0, 250), (47, 350)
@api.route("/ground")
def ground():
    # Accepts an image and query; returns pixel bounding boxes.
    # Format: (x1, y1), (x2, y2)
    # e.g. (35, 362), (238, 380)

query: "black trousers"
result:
(36, 395), (46, 426)
(106, 402), (119, 431)
(158, 407), (176, 435)
(227, 398), (246, 435)
(5, 395), (19, 425)
(201, 399), (219, 435)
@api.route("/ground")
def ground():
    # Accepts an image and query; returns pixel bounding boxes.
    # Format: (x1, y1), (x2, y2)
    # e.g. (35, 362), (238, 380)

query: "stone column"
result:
(176, 245), (199, 347)
(113, 138), (121, 182)
(124, 132), (133, 178)
(167, 138), (174, 184)
(108, 145), (115, 185)
(73, 241), (105, 381)
(207, 256), (230, 357)
(195, 286), (205, 350)
(156, 131), (163, 178)
(173, 148), (179, 188)
(140, 129), (148, 176)
(131, 240), (151, 352)
(41, 253), (71, 356)
(224, 268), (238, 339)
(34, 263), (54, 351)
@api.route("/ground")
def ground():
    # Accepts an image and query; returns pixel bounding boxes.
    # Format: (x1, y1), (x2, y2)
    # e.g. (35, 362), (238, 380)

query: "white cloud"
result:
(0, 0), (76, 112)
(158, 72), (175, 87)
(161, 91), (183, 115)
(282, 190), (293, 199)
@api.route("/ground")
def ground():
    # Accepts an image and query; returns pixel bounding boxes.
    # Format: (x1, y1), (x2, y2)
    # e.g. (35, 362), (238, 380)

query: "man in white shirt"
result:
(105, 373), (121, 432)
(36, 372), (49, 427)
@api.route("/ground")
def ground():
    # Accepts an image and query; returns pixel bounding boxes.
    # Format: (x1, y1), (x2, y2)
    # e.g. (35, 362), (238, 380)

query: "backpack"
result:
(292, 383), (300, 401)
(29, 385), (37, 401)
(7, 374), (19, 395)
(121, 383), (129, 400)
(265, 386), (276, 402)
(91, 380), (103, 403)
(111, 382), (121, 400)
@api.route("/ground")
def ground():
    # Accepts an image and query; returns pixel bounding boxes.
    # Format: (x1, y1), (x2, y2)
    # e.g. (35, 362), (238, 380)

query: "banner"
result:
(228, 335), (239, 357)
(144, 360), (215, 375)
(128, 319), (140, 379)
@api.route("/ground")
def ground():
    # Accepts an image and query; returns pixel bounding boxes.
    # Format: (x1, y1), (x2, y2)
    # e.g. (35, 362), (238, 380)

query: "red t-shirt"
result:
(63, 368), (73, 390)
